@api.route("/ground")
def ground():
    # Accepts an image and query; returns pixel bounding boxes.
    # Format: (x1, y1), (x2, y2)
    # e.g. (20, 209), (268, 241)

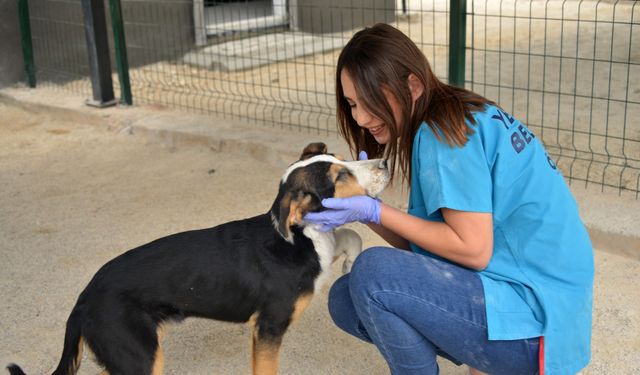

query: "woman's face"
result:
(340, 70), (403, 145)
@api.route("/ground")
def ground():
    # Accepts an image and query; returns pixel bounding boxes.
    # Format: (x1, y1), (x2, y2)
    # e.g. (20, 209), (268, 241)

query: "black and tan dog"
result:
(7, 142), (390, 375)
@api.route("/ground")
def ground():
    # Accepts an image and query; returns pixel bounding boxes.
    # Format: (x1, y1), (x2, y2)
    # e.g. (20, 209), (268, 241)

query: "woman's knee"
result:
(349, 247), (407, 292)
(330, 249), (394, 326)
(350, 247), (397, 276)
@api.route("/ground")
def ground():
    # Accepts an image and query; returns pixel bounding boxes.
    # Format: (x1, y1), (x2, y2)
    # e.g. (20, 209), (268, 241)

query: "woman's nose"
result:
(354, 107), (373, 126)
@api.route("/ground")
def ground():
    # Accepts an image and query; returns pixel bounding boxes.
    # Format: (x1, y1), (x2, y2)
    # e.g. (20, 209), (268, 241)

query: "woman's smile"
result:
(368, 124), (385, 135)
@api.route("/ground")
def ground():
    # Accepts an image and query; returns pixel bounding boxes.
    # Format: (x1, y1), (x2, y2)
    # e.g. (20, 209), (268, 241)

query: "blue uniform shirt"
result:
(407, 105), (594, 374)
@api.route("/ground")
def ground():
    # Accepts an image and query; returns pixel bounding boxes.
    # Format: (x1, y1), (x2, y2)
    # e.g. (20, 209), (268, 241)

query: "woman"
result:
(304, 23), (594, 375)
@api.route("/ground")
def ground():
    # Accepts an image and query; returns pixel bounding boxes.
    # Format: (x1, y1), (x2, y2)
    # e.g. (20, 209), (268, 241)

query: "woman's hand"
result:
(303, 196), (381, 232)
(303, 150), (381, 232)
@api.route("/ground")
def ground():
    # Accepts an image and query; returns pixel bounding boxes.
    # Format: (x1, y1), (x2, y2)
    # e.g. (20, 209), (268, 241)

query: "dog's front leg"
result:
(334, 228), (363, 273)
(248, 294), (313, 375)
(248, 313), (281, 375)
(251, 334), (282, 375)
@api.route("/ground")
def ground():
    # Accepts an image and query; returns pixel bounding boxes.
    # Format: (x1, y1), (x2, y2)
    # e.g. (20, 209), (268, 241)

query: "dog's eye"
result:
(336, 169), (351, 181)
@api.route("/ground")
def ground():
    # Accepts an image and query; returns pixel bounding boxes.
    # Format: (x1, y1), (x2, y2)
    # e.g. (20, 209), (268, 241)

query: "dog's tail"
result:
(7, 308), (84, 375)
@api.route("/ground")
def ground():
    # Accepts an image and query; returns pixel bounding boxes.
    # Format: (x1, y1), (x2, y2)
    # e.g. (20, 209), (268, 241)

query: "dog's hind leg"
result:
(85, 310), (161, 375)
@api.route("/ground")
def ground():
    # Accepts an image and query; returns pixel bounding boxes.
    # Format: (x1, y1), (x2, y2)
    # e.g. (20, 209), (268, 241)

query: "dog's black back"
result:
(79, 214), (319, 325)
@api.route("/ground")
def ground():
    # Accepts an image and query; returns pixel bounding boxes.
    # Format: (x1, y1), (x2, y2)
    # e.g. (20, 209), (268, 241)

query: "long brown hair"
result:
(336, 23), (494, 186)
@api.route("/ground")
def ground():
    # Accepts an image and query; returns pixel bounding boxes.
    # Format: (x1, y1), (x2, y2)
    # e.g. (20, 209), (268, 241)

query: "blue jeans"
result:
(329, 247), (539, 375)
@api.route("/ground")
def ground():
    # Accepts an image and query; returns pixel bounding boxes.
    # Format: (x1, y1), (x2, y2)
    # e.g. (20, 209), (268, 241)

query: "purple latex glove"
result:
(304, 196), (381, 232)
(358, 150), (368, 161)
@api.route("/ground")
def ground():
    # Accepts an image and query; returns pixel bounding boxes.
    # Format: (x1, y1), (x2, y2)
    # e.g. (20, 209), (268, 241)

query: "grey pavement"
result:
(1, 86), (638, 374)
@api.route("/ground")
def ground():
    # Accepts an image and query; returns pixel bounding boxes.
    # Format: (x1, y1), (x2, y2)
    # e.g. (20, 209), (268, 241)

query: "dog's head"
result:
(270, 142), (390, 242)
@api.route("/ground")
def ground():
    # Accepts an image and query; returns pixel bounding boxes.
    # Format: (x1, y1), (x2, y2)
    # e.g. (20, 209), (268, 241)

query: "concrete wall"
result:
(117, 0), (195, 67)
(291, 0), (395, 33)
(1, 0), (393, 89)
(0, 0), (26, 88)
(0, 0), (194, 88)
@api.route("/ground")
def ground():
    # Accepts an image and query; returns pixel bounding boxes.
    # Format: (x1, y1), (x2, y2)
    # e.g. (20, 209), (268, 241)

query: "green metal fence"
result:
(23, 0), (91, 93)
(467, 0), (639, 196)
(16, 0), (639, 196)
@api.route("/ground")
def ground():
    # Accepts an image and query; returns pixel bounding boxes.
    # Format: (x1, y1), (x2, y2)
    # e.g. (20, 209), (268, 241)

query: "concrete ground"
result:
(0, 87), (638, 374)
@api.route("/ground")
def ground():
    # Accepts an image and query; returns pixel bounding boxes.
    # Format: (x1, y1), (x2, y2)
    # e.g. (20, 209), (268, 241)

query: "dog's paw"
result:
(342, 256), (355, 274)
(334, 228), (363, 274)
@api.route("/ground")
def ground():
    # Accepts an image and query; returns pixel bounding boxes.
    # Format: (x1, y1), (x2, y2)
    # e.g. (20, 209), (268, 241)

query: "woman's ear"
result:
(408, 73), (424, 102)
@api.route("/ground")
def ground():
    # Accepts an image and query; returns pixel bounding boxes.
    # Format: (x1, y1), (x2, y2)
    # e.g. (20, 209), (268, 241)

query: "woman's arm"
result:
(303, 196), (493, 269)
(379, 203), (493, 270)
(366, 222), (411, 250)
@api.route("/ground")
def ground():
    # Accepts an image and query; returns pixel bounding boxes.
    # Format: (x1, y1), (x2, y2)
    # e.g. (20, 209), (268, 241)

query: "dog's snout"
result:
(378, 159), (388, 169)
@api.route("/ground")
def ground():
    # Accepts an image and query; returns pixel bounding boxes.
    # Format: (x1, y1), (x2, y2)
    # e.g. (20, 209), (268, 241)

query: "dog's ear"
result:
(300, 142), (328, 160)
(287, 191), (318, 228)
(275, 191), (294, 241)
(274, 190), (320, 242)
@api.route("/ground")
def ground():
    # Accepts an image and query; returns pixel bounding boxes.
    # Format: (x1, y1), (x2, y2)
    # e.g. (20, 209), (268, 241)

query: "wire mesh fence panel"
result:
(19, 0), (639, 195)
(115, 0), (451, 135)
(468, 0), (639, 195)
(27, 0), (92, 96)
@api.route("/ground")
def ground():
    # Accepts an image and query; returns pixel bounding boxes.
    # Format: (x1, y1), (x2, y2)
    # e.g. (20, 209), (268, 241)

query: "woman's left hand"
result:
(304, 196), (381, 232)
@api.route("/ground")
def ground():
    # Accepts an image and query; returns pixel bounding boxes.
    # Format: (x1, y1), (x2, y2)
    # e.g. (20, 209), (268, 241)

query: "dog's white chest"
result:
(302, 227), (336, 291)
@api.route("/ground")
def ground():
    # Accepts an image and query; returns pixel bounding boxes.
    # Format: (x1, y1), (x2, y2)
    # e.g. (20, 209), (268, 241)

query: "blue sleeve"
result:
(414, 121), (493, 216)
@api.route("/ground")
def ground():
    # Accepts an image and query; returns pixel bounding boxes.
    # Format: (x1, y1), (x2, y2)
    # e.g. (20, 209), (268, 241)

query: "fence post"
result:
(448, 0), (466, 87)
(108, 0), (132, 105)
(81, 0), (117, 107)
(193, 0), (206, 46)
(17, 0), (36, 88)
